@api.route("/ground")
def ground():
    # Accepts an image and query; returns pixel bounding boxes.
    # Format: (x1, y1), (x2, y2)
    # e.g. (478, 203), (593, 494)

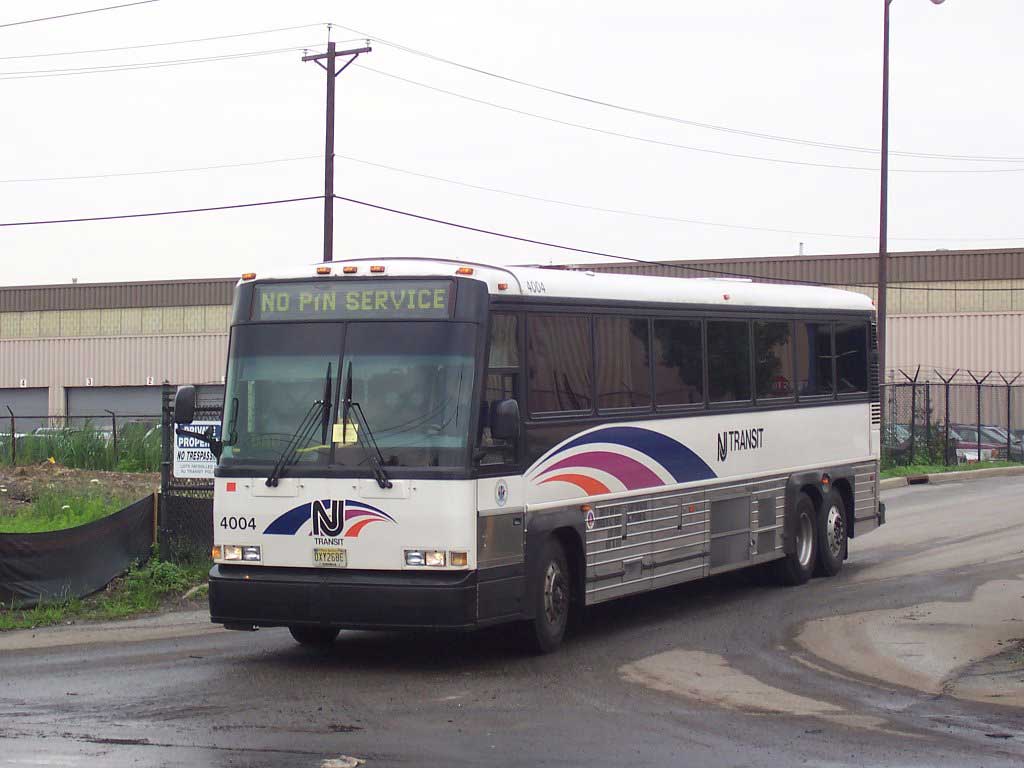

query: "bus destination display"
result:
(251, 280), (452, 321)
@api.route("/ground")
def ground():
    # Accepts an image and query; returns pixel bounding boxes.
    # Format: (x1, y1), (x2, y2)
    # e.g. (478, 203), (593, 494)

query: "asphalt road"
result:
(2, 477), (1023, 767)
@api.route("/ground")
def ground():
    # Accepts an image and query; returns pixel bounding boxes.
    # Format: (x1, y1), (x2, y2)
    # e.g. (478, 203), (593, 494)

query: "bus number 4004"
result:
(220, 516), (256, 531)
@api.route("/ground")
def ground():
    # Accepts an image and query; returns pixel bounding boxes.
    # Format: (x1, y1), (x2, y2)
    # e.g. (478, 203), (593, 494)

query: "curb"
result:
(880, 464), (1024, 491)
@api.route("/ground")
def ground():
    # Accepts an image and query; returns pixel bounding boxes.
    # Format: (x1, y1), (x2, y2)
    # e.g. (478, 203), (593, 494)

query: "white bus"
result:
(174, 258), (883, 652)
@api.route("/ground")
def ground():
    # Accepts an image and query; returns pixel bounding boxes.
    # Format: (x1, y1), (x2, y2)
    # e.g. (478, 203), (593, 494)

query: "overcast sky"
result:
(0, 0), (1021, 287)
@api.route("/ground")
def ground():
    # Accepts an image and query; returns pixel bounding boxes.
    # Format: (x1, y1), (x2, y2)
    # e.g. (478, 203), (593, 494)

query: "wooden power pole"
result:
(303, 41), (371, 262)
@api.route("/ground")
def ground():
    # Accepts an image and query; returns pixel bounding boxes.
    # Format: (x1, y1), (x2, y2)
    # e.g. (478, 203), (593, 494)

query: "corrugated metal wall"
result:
(887, 313), (1024, 379)
(0, 278), (236, 312)
(0, 334), (228, 414)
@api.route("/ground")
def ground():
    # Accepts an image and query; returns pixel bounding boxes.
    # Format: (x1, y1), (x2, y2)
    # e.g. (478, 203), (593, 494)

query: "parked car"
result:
(949, 424), (1012, 462)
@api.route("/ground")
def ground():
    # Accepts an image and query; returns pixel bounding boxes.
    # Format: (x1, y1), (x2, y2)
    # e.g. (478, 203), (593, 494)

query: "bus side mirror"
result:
(174, 385), (196, 424)
(490, 399), (520, 442)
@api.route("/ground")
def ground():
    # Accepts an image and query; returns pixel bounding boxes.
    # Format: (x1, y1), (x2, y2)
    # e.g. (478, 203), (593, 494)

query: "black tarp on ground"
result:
(0, 495), (153, 607)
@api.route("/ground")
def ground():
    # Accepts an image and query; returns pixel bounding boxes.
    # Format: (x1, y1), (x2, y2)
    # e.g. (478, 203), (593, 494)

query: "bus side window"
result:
(478, 314), (520, 465)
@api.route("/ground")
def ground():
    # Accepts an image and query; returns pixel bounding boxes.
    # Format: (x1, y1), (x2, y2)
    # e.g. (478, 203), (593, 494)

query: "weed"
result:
(0, 489), (135, 533)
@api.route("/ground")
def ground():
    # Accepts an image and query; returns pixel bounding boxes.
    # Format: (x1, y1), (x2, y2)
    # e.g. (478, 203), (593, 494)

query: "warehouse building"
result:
(0, 277), (234, 424)
(1, 247), (1022, 422)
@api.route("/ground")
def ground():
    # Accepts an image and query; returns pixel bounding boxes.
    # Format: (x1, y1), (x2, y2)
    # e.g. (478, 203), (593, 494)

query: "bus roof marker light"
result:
(342, 266), (358, 274)
(241, 272), (256, 281)
(316, 266), (332, 275)
(456, 267), (474, 275)
(370, 265), (385, 273)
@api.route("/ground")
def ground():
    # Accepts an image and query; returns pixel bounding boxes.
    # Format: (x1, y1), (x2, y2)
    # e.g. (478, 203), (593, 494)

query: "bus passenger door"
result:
(475, 313), (526, 621)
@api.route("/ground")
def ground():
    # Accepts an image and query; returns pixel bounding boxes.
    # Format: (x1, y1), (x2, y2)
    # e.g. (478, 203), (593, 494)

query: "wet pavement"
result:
(2, 477), (1023, 767)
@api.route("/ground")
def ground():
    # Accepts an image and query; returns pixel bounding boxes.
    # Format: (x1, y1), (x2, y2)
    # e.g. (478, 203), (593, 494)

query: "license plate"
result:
(313, 547), (347, 567)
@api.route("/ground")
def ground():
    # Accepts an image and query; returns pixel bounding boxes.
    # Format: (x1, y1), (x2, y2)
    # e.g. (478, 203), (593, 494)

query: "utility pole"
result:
(877, 0), (891, 392)
(303, 41), (371, 262)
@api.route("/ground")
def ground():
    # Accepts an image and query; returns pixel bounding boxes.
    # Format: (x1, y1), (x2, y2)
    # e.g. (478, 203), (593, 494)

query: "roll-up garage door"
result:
(65, 386), (162, 420)
(0, 388), (48, 431)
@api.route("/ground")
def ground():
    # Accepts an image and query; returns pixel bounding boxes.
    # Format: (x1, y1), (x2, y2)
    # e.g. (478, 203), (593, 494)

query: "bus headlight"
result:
(405, 549), (446, 567)
(220, 545), (261, 562)
(424, 550), (446, 567)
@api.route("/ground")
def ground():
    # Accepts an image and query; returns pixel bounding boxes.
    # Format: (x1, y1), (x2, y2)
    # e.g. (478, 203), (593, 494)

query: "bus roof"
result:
(249, 258), (874, 312)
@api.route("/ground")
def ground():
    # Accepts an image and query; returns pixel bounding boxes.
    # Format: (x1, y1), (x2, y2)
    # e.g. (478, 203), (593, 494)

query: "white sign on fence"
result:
(173, 420), (221, 479)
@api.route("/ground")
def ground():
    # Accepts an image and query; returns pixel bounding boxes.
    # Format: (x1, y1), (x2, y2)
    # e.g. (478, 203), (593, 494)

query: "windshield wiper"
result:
(265, 363), (332, 487)
(342, 361), (393, 489)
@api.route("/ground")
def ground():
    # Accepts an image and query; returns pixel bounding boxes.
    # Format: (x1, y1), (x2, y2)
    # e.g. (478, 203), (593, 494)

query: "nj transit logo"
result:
(263, 499), (396, 537)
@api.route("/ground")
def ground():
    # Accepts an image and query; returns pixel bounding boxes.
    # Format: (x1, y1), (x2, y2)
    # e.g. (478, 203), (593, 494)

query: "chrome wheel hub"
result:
(543, 561), (568, 626)
(826, 504), (845, 557)
(796, 511), (814, 569)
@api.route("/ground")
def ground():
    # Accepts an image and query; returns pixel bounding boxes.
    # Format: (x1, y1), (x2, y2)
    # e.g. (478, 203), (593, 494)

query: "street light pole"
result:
(877, 0), (944, 398)
(878, 0), (891, 390)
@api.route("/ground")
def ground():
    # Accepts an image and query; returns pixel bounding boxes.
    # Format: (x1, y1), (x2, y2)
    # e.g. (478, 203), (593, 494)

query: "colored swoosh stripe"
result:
(540, 472), (611, 496)
(536, 426), (716, 484)
(263, 500), (320, 535)
(537, 450), (663, 490)
(344, 500), (395, 523)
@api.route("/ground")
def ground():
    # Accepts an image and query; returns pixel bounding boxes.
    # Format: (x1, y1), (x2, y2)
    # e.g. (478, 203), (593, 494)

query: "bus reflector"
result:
(241, 272), (256, 280)
(370, 265), (385, 273)
(342, 266), (358, 274)
(316, 266), (331, 275)
(456, 267), (474, 275)
(497, 282), (508, 290)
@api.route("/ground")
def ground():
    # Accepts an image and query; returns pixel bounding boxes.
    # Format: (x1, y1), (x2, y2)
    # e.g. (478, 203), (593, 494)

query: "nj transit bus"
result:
(173, 258), (883, 653)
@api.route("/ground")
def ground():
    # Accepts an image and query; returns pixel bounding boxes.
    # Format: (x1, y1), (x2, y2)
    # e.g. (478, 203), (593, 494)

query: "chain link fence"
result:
(882, 376), (1024, 468)
(158, 385), (223, 563)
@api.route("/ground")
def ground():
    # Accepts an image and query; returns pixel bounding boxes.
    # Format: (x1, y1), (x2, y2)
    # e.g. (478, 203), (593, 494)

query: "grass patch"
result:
(0, 558), (209, 631)
(881, 460), (1021, 479)
(1, 423), (162, 473)
(0, 489), (135, 533)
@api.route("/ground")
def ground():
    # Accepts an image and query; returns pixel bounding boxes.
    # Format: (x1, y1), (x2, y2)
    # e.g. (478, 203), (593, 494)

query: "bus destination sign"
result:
(251, 280), (452, 321)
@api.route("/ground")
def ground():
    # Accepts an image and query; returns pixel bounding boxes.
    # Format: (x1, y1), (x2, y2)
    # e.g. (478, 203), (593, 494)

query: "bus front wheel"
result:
(776, 492), (818, 586)
(524, 537), (571, 654)
(289, 626), (340, 647)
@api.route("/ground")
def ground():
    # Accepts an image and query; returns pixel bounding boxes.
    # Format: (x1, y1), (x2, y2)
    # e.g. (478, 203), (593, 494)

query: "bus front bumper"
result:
(209, 564), (483, 631)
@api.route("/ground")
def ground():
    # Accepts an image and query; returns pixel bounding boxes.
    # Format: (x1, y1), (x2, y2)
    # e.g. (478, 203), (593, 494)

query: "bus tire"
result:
(816, 491), (847, 577)
(288, 626), (340, 647)
(776, 492), (817, 586)
(524, 537), (571, 654)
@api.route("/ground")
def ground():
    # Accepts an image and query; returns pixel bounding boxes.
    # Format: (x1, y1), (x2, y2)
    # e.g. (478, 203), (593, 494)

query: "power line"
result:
(0, 1), (158, 29)
(0, 196), (320, 227)
(0, 155), (321, 183)
(331, 22), (1024, 165)
(0, 44), (321, 80)
(329, 194), (1022, 293)
(0, 148), (1017, 243)
(356, 65), (1024, 175)
(331, 152), (1023, 243)
(0, 23), (329, 60)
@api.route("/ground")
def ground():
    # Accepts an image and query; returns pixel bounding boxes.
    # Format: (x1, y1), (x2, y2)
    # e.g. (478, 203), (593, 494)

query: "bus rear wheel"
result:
(289, 626), (340, 647)
(816, 491), (847, 577)
(776, 492), (817, 586)
(524, 537), (571, 654)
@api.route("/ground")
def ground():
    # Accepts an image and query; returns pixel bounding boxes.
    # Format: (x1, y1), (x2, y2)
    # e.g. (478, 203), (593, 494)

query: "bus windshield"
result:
(220, 322), (478, 471)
